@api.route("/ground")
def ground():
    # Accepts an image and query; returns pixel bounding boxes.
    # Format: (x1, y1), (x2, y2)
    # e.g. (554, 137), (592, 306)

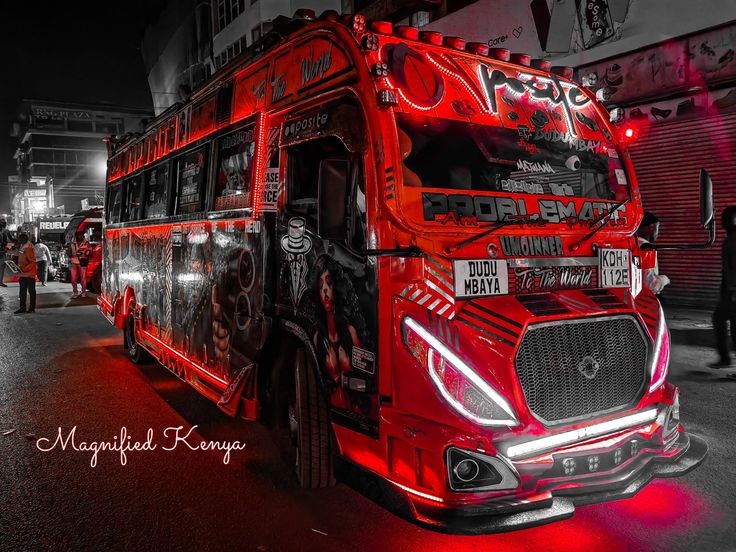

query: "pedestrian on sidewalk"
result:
(69, 231), (89, 298)
(637, 212), (671, 295)
(710, 206), (736, 368)
(34, 237), (52, 286)
(15, 233), (36, 314)
(0, 218), (15, 288)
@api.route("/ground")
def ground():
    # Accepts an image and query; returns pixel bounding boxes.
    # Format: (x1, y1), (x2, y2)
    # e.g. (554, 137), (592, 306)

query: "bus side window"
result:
(107, 183), (122, 224)
(174, 146), (208, 215)
(213, 126), (255, 211)
(142, 162), (170, 219)
(122, 175), (143, 222)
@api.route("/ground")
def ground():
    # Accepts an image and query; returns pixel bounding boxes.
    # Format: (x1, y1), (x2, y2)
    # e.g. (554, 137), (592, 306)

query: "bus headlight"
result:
(648, 304), (670, 392)
(402, 317), (518, 427)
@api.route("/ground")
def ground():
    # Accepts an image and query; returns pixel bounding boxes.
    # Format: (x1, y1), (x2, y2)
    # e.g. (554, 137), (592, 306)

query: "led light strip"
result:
(505, 408), (658, 460)
(648, 302), (668, 392)
(391, 480), (444, 503)
(142, 329), (227, 385)
(404, 317), (518, 426)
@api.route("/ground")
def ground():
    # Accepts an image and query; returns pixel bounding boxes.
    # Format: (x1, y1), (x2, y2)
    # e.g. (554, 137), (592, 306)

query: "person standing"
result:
(34, 238), (52, 286)
(637, 211), (671, 294)
(0, 218), (15, 287)
(710, 206), (736, 368)
(69, 231), (89, 298)
(15, 233), (36, 314)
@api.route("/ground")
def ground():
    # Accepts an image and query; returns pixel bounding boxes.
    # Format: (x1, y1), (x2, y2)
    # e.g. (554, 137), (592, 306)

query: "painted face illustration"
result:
(319, 270), (334, 312)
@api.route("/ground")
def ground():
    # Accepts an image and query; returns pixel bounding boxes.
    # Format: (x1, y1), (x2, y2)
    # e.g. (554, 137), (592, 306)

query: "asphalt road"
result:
(0, 282), (734, 552)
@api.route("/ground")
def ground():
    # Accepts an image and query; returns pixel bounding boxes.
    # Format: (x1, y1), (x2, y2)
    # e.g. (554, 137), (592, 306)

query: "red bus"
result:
(99, 11), (712, 532)
(58, 208), (104, 292)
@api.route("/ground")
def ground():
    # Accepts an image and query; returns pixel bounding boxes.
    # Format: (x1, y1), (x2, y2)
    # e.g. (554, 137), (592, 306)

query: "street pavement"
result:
(0, 282), (734, 552)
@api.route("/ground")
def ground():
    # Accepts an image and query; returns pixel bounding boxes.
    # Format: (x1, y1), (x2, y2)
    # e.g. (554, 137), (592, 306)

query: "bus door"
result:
(276, 99), (379, 438)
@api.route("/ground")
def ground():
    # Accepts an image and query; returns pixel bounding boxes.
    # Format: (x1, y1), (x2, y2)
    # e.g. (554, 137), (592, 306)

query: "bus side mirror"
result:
(318, 158), (349, 242)
(700, 168), (714, 228)
(651, 167), (716, 250)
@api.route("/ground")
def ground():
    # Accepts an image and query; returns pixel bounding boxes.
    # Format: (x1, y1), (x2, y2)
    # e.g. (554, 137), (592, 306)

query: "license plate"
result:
(453, 259), (509, 299)
(599, 248), (630, 288)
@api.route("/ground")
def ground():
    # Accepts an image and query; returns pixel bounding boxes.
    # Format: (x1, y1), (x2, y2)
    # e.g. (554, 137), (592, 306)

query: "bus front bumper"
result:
(405, 431), (707, 534)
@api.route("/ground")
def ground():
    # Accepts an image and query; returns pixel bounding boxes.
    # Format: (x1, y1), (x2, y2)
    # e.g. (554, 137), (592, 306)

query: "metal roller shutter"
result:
(628, 111), (736, 308)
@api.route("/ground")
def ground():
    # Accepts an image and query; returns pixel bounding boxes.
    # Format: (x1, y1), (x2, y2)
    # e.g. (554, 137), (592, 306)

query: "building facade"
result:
(12, 100), (151, 223)
(211, 0), (342, 69)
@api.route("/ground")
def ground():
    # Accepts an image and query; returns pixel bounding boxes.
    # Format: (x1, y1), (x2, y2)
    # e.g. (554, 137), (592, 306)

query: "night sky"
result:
(0, 1), (167, 213)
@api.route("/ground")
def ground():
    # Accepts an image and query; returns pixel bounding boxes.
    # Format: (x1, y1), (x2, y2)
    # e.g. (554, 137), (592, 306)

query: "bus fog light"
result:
(614, 448), (623, 465)
(453, 459), (480, 482)
(446, 448), (519, 492)
(562, 458), (576, 476)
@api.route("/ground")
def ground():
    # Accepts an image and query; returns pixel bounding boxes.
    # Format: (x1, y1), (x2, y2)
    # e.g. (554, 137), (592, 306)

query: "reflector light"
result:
(531, 59), (552, 72)
(293, 9), (315, 20)
(510, 53), (531, 66)
(552, 66), (574, 80)
(370, 21), (393, 34)
(362, 33), (379, 51)
(351, 14), (366, 34)
(609, 107), (625, 124)
(377, 89), (399, 106)
(466, 42), (489, 56)
(419, 31), (443, 45)
(402, 317), (518, 427)
(371, 62), (389, 77)
(588, 455), (600, 472)
(395, 25), (419, 40)
(443, 36), (466, 50)
(488, 48), (511, 61)
(505, 408), (659, 459)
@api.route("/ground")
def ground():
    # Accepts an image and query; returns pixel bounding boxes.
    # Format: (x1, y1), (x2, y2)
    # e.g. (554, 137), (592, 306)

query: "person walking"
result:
(69, 231), (89, 298)
(710, 206), (736, 368)
(15, 233), (36, 314)
(0, 218), (15, 287)
(34, 238), (52, 286)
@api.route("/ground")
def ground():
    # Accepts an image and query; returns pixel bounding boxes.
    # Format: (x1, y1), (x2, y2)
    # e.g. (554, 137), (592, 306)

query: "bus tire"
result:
(124, 312), (152, 364)
(291, 347), (335, 488)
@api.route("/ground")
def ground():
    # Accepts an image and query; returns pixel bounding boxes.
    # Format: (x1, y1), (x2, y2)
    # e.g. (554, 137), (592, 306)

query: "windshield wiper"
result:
(445, 218), (540, 254)
(569, 199), (629, 252)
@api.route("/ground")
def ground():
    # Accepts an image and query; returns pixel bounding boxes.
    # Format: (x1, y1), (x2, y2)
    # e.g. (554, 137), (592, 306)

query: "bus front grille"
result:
(515, 315), (649, 426)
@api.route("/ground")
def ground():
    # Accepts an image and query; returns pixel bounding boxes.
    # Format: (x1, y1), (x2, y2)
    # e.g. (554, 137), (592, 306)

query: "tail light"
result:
(648, 304), (670, 392)
(402, 317), (518, 426)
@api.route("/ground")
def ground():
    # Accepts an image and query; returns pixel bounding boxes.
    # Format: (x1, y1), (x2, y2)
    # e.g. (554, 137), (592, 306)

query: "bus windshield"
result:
(397, 114), (629, 203)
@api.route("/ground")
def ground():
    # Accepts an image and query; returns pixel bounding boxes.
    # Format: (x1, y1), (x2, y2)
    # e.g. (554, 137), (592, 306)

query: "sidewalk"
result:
(0, 280), (97, 313)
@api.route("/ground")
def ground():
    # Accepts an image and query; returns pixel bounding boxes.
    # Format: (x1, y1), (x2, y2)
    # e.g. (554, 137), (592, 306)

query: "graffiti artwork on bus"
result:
(280, 216), (378, 431)
(105, 220), (265, 381)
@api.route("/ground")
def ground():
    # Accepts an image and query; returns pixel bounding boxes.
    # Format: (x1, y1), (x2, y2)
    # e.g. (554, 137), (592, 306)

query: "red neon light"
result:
(251, 111), (268, 215)
(141, 329), (227, 386)
(426, 53), (489, 114)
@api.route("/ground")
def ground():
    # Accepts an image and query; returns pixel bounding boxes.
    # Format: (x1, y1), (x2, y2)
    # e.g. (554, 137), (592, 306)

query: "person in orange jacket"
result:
(15, 233), (37, 314)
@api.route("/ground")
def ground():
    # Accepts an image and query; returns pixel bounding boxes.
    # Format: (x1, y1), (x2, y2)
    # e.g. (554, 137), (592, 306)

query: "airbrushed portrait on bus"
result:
(97, 13), (713, 533)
